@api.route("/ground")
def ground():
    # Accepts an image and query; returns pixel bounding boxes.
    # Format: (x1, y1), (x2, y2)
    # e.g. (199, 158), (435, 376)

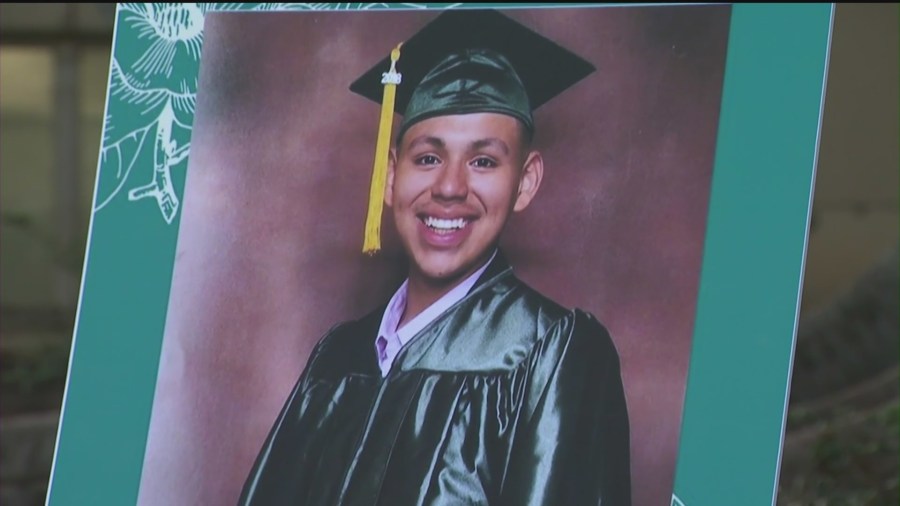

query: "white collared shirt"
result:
(374, 251), (497, 377)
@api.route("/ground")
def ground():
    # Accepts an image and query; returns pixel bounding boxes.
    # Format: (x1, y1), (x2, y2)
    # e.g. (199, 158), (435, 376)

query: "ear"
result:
(384, 148), (397, 207)
(513, 150), (544, 212)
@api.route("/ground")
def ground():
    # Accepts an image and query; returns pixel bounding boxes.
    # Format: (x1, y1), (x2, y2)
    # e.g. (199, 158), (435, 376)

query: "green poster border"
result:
(672, 4), (833, 504)
(46, 3), (833, 506)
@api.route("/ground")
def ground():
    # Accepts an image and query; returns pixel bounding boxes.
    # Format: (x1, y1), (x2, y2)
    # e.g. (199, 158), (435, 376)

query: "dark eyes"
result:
(415, 155), (441, 166)
(471, 157), (497, 168)
(412, 155), (498, 168)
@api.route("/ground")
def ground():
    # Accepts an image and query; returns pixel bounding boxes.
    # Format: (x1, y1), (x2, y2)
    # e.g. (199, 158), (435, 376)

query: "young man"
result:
(240, 9), (631, 505)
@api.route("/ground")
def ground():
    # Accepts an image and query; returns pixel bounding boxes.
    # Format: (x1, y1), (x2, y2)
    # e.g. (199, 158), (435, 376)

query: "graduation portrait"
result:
(135, 5), (732, 506)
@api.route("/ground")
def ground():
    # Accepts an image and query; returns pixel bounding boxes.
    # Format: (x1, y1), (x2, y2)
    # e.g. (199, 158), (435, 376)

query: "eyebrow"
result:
(471, 138), (510, 155)
(404, 135), (510, 155)
(406, 136), (445, 151)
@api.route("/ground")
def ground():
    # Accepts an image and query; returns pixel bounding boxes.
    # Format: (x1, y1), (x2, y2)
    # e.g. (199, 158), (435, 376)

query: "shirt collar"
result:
(377, 249), (498, 348)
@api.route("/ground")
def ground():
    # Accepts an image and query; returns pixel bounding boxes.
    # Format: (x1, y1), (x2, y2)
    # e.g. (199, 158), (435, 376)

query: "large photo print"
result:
(136, 5), (731, 506)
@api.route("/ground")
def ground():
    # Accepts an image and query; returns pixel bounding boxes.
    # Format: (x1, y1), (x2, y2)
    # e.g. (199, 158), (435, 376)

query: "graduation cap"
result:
(351, 9), (596, 254)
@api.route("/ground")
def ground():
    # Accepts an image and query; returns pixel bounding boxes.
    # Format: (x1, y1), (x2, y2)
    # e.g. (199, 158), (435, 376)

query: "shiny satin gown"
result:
(239, 255), (631, 505)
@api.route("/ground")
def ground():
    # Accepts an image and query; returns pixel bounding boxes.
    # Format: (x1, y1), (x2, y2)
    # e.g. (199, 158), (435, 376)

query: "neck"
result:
(400, 250), (496, 328)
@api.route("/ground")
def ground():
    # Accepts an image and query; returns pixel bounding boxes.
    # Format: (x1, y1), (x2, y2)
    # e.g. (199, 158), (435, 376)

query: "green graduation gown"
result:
(239, 254), (631, 505)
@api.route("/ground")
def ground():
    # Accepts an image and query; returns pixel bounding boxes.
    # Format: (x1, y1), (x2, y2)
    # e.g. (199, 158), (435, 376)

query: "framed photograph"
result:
(47, 4), (833, 506)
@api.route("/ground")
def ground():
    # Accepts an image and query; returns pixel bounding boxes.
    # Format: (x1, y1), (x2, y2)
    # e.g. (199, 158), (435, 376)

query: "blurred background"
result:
(0, 3), (896, 505)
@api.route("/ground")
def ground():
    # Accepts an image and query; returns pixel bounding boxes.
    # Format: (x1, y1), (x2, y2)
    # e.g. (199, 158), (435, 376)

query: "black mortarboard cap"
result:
(353, 9), (595, 255)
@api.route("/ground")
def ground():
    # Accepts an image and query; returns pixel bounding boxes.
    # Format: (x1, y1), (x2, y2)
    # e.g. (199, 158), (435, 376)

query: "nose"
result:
(431, 159), (468, 201)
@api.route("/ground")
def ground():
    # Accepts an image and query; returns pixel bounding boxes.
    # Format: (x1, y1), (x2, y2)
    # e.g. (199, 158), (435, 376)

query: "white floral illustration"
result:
(95, 3), (214, 223)
(95, 2), (441, 225)
(127, 4), (205, 79)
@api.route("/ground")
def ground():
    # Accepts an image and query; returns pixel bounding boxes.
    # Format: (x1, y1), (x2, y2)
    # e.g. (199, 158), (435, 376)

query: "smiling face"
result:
(385, 112), (543, 289)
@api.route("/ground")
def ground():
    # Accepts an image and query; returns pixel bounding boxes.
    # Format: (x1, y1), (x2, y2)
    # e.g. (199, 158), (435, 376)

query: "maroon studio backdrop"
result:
(137, 6), (731, 506)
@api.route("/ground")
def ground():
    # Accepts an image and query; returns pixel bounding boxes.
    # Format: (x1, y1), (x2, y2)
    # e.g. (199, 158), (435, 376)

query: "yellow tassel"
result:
(363, 43), (403, 255)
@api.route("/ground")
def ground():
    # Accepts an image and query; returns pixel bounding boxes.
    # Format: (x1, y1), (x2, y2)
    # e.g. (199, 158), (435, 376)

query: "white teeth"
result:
(424, 216), (467, 230)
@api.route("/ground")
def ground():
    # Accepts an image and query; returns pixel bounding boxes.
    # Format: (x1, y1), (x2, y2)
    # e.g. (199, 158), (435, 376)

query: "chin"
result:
(411, 247), (494, 285)
(415, 258), (467, 283)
